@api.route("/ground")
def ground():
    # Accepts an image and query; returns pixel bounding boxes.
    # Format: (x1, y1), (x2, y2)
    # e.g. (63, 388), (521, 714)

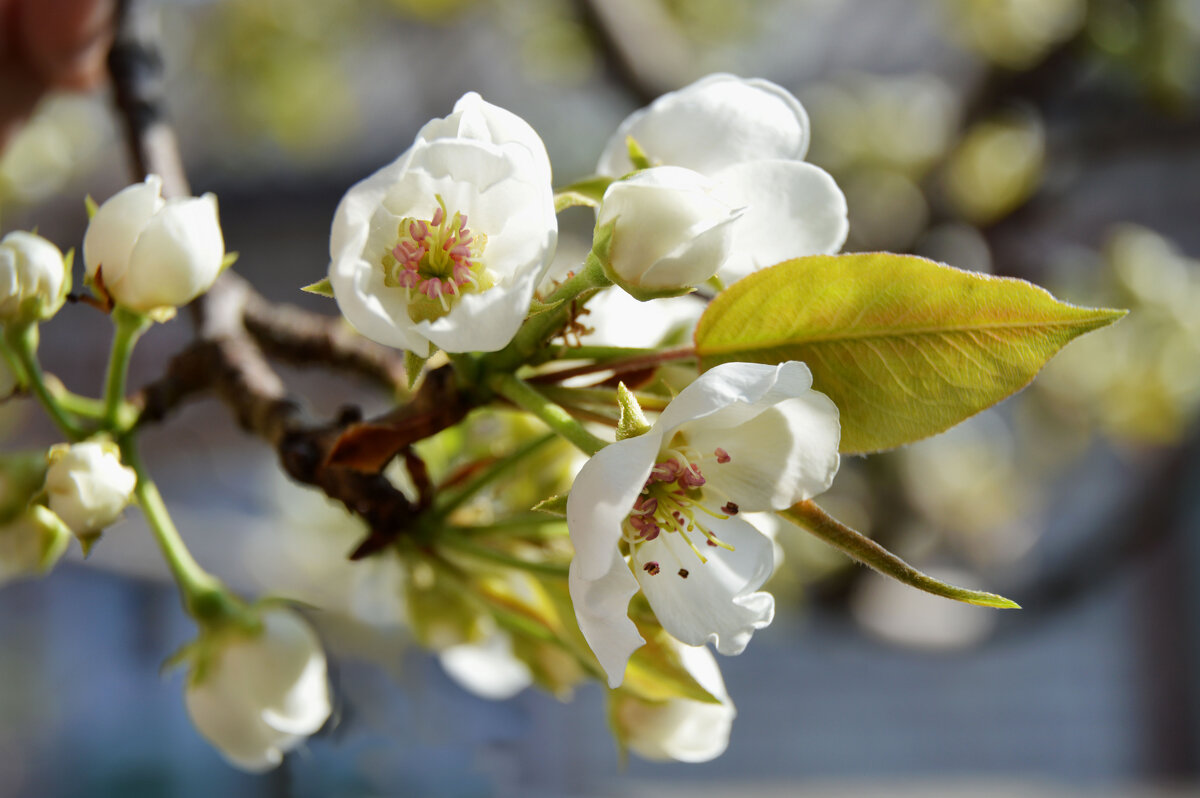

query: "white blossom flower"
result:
(0, 230), (69, 324)
(567, 361), (840, 686)
(611, 640), (735, 763)
(43, 441), (136, 536)
(83, 174), (224, 313)
(595, 166), (740, 299)
(185, 608), (331, 772)
(597, 74), (848, 285)
(329, 92), (557, 355)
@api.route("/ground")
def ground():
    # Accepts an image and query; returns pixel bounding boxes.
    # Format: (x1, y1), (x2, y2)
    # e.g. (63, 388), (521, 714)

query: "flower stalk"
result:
(488, 373), (609, 456)
(103, 307), (152, 430)
(4, 323), (86, 440)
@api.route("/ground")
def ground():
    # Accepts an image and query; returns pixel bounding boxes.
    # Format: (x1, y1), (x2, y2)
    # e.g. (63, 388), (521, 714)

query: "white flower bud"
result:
(43, 441), (137, 536)
(185, 609), (332, 772)
(0, 230), (69, 324)
(0, 507), (71, 587)
(595, 166), (740, 300)
(83, 175), (225, 313)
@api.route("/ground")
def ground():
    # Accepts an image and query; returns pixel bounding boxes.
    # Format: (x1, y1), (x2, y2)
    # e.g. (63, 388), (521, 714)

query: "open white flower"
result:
(83, 174), (224, 313)
(611, 640), (735, 763)
(597, 74), (848, 285)
(185, 608), (331, 772)
(43, 441), (137, 536)
(329, 92), (557, 355)
(596, 166), (740, 299)
(0, 230), (69, 324)
(567, 361), (840, 686)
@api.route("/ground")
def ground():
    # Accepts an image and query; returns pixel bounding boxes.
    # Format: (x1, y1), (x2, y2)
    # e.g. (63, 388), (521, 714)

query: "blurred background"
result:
(2, 0), (1200, 795)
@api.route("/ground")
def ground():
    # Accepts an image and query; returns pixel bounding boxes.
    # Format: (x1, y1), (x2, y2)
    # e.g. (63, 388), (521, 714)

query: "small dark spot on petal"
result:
(678, 568), (689, 579)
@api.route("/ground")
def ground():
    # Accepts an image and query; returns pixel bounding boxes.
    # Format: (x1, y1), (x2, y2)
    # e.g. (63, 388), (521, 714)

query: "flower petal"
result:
(439, 628), (533, 700)
(686, 392), (840, 511)
(123, 193), (224, 311)
(617, 642), (735, 763)
(83, 174), (165, 286)
(597, 74), (810, 176)
(655, 360), (819, 440)
(713, 159), (848, 284)
(630, 515), (775, 655)
(569, 550), (645, 687)
(413, 92), (553, 188)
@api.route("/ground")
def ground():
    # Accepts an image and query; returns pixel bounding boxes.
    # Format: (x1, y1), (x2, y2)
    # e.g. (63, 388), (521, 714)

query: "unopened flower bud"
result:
(0, 231), (69, 325)
(0, 506), (71, 587)
(185, 608), (331, 772)
(44, 441), (136, 536)
(594, 166), (740, 300)
(83, 175), (224, 313)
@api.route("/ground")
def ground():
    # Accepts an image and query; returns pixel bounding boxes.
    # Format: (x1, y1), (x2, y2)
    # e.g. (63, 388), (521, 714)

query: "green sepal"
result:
(528, 297), (564, 317)
(301, 277), (335, 298)
(615, 383), (651, 440)
(220, 252), (239, 274)
(620, 622), (722, 704)
(626, 136), (652, 170)
(532, 494), (568, 516)
(554, 175), (614, 213)
(84, 195), (99, 219)
(404, 350), (428, 390)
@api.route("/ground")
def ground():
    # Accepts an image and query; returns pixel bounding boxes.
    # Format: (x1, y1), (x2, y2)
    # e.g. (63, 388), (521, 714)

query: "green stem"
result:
(0, 334), (27, 388)
(434, 432), (558, 519)
(439, 533), (570, 578)
(539, 384), (670, 412)
(782, 500), (1020, 609)
(531, 344), (666, 365)
(448, 513), (569, 534)
(527, 345), (696, 385)
(489, 373), (608, 456)
(487, 255), (611, 373)
(4, 323), (86, 440)
(103, 308), (151, 430)
(119, 434), (247, 623)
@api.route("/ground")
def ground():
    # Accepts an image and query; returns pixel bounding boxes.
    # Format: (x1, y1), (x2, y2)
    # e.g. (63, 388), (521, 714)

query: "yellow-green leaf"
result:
(695, 253), (1126, 453)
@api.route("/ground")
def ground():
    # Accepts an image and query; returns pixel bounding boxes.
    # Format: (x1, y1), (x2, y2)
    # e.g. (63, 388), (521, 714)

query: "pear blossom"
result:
(329, 92), (557, 355)
(595, 166), (740, 299)
(83, 174), (225, 312)
(567, 361), (840, 686)
(597, 73), (848, 285)
(0, 230), (69, 324)
(611, 640), (735, 763)
(439, 627), (533, 700)
(185, 608), (331, 772)
(43, 441), (136, 536)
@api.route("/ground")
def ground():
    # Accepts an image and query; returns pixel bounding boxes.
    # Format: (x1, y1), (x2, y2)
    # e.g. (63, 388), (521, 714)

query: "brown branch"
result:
(241, 292), (408, 393)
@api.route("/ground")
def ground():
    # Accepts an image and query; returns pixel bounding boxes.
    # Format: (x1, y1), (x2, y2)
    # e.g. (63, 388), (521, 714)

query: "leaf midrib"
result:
(697, 314), (1113, 357)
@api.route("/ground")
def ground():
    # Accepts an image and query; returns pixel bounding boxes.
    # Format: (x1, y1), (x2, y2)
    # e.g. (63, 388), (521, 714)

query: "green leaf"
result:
(553, 175), (613, 213)
(301, 277), (335, 298)
(783, 500), (1020, 609)
(695, 253), (1126, 454)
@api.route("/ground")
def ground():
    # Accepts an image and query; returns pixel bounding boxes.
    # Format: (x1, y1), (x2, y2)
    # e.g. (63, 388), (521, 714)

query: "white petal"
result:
(714, 159), (848, 284)
(687, 392), (840, 511)
(619, 643), (734, 763)
(122, 193), (224, 310)
(232, 610), (331, 736)
(597, 74), (810, 176)
(566, 431), (661, 581)
(83, 175), (164, 286)
(413, 92), (553, 188)
(581, 289), (703, 348)
(418, 259), (540, 352)
(439, 629), (533, 700)
(655, 360), (817, 440)
(631, 515), (775, 655)
(569, 551), (645, 687)
(185, 684), (295, 773)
